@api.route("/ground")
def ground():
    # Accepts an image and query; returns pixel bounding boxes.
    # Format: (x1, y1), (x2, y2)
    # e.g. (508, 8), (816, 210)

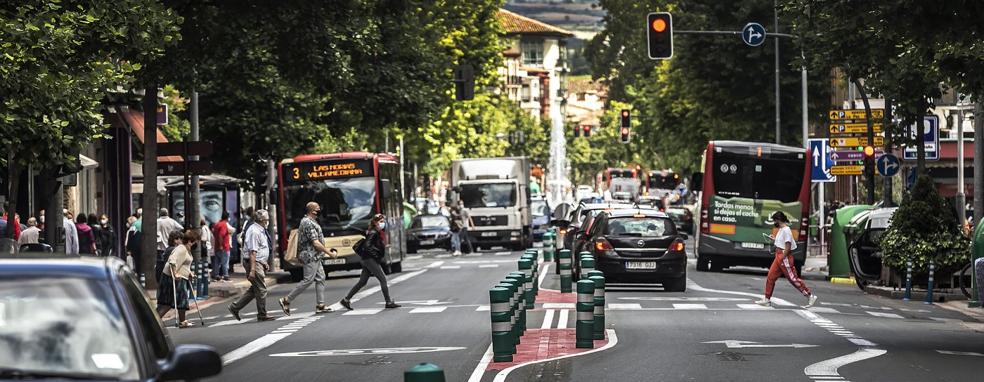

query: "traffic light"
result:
(620, 127), (630, 144)
(863, 145), (875, 159)
(620, 109), (630, 128)
(583, 125), (591, 137)
(647, 12), (673, 59)
(573, 124), (580, 137)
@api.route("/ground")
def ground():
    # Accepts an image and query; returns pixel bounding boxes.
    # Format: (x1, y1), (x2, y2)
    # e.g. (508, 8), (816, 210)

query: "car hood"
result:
(409, 227), (450, 235)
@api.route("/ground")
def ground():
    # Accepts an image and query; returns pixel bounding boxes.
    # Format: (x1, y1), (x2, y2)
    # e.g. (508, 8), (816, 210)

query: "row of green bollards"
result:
(489, 248), (541, 362)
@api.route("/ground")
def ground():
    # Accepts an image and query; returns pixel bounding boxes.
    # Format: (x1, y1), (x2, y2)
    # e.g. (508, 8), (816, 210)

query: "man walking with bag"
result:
(280, 202), (336, 315)
(229, 209), (275, 321)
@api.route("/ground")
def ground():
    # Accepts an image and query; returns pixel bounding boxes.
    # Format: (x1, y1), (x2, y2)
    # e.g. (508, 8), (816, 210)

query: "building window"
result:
(521, 39), (544, 66)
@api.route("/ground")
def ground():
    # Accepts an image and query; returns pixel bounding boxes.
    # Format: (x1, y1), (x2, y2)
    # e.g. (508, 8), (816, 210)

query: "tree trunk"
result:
(142, 85), (160, 290)
(4, 158), (20, 240)
(852, 79), (875, 205)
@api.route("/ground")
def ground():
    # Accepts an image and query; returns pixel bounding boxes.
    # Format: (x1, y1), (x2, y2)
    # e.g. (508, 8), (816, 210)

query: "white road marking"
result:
(607, 303), (643, 310)
(405, 255), (423, 260)
(686, 279), (796, 307)
(476, 305), (490, 312)
(425, 261), (445, 268)
(618, 296), (747, 302)
(541, 309), (556, 329)
(220, 269), (427, 365)
(542, 303), (575, 309)
(440, 265), (462, 270)
(820, 302), (854, 307)
(936, 350), (984, 357)
(464, 253), (482, 257)
(929, 317), (963, 323)
(557, 309), (570, 329)
(866, 311), (903, 319)
(899, 307), (931, 313)
(491, 330), (619, 382)
(848, 338), (876, 347)
(673, 303), (708, 310)
(494, 251), (512, 256)
(737, 304), (773, 310)
(343, 308), (383, 316)
(537, 263), (550, 288)
(794, 310), (878, 347)
(704, 340), (817, 349)
(276, 312), (314, 321)
(804, 348), (887, 380)
(808, 307), (842, 314)
(479, 264), (500, 268)
(409, 307), (448, 314)
(466, 344), (494, 382)
(271, 346), (467, 357)
(453, 259), (517, 264)
(436, 254), (452, 258)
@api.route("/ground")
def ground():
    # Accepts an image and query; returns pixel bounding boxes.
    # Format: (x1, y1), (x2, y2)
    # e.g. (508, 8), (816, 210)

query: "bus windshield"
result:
(460, 183), (517, 208)
(649, 173), (679, 190)
(712, 153), (804, 202)
(283, 177), (376, 234)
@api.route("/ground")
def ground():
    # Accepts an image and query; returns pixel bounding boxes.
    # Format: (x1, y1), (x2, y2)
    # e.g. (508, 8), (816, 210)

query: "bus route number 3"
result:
(292, 167), (301, 180)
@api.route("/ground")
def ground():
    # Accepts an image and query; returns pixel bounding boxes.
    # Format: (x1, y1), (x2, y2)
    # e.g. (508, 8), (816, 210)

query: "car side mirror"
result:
(690, 173), (702, 192)
(679, 233), (689, 240)
(160, 344), (222, 381)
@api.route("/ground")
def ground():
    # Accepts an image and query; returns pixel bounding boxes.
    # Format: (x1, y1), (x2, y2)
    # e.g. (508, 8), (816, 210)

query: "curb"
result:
(864, 284), (967, 302)
(830, 277), (855, 285)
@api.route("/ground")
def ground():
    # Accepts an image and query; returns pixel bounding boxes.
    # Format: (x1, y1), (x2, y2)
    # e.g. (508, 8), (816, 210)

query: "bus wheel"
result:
(709, 259), (724, 273)
(696, 255), (710, 272)
(289, 268), (304, 282)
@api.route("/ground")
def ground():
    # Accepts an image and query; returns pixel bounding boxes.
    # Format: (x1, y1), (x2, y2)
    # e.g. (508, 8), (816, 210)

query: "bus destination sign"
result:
(287, 160), (374, 182)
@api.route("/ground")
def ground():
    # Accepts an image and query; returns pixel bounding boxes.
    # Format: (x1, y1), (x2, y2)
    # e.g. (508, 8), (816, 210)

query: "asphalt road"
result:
(170, 240), (984, 382)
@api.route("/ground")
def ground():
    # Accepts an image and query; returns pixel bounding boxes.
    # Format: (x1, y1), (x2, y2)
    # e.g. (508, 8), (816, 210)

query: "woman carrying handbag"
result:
(339, 214), (401, 310)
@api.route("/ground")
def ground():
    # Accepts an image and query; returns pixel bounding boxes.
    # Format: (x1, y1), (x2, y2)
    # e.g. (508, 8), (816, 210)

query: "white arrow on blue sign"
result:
(742, 22), (767, 47)
(877, 154), (900, 177)
(809, 139), (835, 183)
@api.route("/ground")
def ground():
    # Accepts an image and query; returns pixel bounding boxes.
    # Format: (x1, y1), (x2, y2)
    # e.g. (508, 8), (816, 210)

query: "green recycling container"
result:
(829, 205), (872, 278)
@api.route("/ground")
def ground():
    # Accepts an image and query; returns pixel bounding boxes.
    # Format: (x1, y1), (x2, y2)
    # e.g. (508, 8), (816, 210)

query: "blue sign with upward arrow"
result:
(877, 154), (900, 177)
(809, 139), (835, 183)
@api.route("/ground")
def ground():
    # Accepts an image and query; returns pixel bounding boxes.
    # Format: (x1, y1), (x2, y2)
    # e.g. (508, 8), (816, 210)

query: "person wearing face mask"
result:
(229, 209), (275, 321)
(157, 229), (199, 328)
(279, 202), (337, 315)
(755, 211), (818, 308)
(339, 214), (400, 310)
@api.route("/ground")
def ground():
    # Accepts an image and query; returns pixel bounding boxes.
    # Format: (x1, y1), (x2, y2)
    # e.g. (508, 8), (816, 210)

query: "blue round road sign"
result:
(877, 154), (901, 177)
(742, 22), (767, 47)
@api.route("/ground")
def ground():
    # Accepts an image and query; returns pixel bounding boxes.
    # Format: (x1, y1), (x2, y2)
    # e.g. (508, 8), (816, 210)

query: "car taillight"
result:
(595, 239), (614, 252)
(700, 208), (709, 234)
(559, 228), (568, 235)
(671, 240), (685, 252)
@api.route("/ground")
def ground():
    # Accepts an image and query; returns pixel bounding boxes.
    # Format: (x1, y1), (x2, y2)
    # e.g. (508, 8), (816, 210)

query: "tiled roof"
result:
(498, 9), (574, 37)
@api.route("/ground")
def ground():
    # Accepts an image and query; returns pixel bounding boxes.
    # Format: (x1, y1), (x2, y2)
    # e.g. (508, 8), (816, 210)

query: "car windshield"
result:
(414, 215), (449, 228)
(531, 200), (549, 217)
(0, 276), (138, 379)
(606, 217), (675, 237)
(284, 176), (376, 235)
(460, 183), (517, 208)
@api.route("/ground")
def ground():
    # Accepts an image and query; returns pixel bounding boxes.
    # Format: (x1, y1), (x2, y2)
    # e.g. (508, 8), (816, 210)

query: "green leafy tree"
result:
(0, 0), (177, 237)
(879, 176), (970, 275)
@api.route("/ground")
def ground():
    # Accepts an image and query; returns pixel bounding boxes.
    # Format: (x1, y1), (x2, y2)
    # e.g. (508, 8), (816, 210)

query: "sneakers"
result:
(804, 294), (819, 308)
(315, 304), (332, 314)
(384, 302), (402, 309)
(339, 298), (353, 311)
(754, 298), (772, 307)
(228, 305), (242, 321)
(279, 298), (291, 316)
(452, 251), (462, 256)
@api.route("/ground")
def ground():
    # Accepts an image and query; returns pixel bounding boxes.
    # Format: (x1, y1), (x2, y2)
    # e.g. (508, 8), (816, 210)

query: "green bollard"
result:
(519, 258), (535, 309)
(588, 274), (606, 340)
(580, 252), (595, 280)
(502, 277), (523, 344)
(543, 231), (555, 261)
(559, 249), (573, 293)
(496, 281), (518, 349)
(576, 280), (596, 348)
(489, 287), (513, 362)
(405, 363), (446, 382)
(508, 272), (528, 333)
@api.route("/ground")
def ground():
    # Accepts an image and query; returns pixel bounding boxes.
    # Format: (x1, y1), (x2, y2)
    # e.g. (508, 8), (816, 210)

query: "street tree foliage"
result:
(879, 176), (970, 275)
(0, 0), (177, 236)
(587, 0), (830, 174)
(566, 100), (643, 185)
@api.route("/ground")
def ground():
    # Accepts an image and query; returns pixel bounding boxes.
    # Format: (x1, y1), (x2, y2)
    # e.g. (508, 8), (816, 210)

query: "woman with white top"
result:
(755, 211), (818, 308)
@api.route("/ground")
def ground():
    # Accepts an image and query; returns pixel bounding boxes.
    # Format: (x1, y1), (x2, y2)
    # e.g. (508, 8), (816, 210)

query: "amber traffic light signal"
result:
(647, 12), (673, 59)
(863, 145), (875, 159)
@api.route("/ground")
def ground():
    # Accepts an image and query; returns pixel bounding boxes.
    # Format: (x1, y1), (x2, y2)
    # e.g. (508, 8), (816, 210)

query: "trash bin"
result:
(828, 205), (872, 278)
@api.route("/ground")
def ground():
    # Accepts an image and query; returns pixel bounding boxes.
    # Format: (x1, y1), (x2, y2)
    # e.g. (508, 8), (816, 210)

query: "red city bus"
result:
(276, 152), (406, 280)
(691, 141), (811, 273)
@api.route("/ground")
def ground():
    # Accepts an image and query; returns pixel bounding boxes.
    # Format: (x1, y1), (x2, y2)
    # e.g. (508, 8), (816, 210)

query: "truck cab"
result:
(451, 157), (532, 250)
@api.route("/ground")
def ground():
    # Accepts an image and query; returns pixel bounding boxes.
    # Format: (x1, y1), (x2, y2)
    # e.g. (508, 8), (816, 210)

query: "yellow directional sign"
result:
(830, 136), (884, 147)
(829, 123), (884, 134)
(830, 165), (864, 176)
(829, 109), (884, 121)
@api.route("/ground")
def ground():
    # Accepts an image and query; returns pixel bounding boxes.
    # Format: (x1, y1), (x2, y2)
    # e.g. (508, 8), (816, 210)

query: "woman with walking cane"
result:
(157, 229), (200, 328)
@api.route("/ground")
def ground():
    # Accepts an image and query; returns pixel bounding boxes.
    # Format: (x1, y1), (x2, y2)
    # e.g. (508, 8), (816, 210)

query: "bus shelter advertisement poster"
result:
(707, 196), (802, 242)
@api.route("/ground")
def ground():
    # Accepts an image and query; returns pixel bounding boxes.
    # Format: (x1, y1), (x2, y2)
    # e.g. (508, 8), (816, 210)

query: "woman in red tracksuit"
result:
(755, 211), (818, 308)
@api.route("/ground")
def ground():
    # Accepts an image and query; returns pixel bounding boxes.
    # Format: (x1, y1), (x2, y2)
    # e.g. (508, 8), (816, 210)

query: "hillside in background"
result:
(503, 0), (605, 37)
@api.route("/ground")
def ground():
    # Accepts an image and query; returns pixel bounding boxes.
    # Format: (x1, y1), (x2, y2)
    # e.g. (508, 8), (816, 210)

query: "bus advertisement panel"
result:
(277, 152), (405, 278)
(694, 141), (810, 272)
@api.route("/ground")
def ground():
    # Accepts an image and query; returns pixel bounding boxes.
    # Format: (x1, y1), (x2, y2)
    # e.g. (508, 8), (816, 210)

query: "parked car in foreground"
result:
(0, 255), (222, 381)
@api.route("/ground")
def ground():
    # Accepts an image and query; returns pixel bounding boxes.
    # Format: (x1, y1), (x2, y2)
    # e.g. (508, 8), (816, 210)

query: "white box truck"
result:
(450, 157), (532, 250)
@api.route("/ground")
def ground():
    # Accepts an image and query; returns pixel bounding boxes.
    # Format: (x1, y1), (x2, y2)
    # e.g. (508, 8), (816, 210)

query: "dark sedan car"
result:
(407, 214), (453, 253)
(0, 255), (221, 381)
(585, 209), (688, 291)
(665, 207), (694, 235)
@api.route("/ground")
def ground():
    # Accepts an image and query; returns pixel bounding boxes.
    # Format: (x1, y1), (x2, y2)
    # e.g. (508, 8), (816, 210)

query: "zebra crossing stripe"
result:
(409, 307), (448, 314)
(866, 311), (903, 319)
(343, 308), (384, 316)
(541, 309), (556, 329)
(672, 303), (708, 310)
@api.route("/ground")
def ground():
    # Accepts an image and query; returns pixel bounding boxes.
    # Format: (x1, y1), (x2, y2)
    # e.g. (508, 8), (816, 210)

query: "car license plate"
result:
(420, 240), (435, 245)
(323, 258), (346, 265)
(741, 242), (765, 249)
(482, 232), (497, 237)
(625, 261), (658, 270)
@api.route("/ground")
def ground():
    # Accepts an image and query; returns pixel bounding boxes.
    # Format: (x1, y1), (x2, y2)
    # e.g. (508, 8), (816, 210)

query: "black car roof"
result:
(579, 202), (635, 211)
(0, 255), (117, 279)
(604, 209), (670, 219)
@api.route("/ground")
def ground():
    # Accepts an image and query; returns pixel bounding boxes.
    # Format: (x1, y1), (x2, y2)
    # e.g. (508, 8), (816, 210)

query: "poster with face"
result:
(171, 190), (225, 227)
